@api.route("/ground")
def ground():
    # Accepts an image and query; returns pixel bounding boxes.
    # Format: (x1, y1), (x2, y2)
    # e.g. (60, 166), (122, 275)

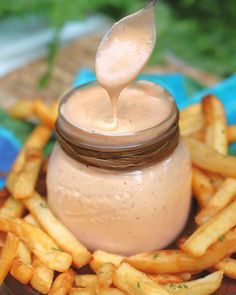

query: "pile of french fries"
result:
(0, 95), (236, 294)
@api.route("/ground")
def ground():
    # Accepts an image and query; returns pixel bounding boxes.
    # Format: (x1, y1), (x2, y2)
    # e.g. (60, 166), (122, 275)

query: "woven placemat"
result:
(0, 33), (220, 109)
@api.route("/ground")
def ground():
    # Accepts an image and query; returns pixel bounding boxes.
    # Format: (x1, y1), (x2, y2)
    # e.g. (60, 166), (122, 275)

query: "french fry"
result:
(164, 270), (223, 295)
(33, 99), (57, 129)
(10, 257), (34, 284)
(127, 228), (236, 274)
(48, 268), (75, 295)
(70, 288), (96, 295)
(180, 103), (201, 119)
(0, 233), (19, 285)
(17, 240), (32, 264)
(0, 196), (24, 218)
(228, 125), (236, 143)
(12, 149), (42, 199)
(190, 130), (205, 142)
(96, 288), (126, 295)
(202, 95), (227, 155)
(215, 258), (236, 279)
(75, 275), (98, 288)
(0, 187), (9, 199)
(192, 166), (215, 208)
(186, 138), (236, 178)
(0, 232), (6, 247)
(113, 262), (170, 295)
(6, 125), (51, 194)
(24, 213), (40, 227)
(179, 104), (204, 136)
(97, 262), (115, 288)
(183, 200), (236, 257)
(90, 250), (124, 272)
(30, 257), (54, 294)
(0, 214), (72, 271)
(148, 274), (184, 285)
(23, 192), (91, 267)
(9, 100), (34, 120)
(196, 178), (236, 225)
(205, 171), (224, 191)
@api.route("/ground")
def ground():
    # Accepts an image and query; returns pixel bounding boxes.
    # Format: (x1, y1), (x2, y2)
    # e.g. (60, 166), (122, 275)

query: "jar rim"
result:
(56, 81), (178, 150)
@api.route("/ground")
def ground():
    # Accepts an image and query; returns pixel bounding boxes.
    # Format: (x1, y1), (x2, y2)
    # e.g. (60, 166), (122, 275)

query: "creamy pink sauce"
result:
(95, 4), (156, 129)
(62, 81), (170, 134)
(47, 3), (192, 255)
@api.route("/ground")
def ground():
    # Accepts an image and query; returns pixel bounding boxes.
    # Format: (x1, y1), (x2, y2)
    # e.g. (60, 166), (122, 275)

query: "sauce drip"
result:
(95, 4), (156, 130)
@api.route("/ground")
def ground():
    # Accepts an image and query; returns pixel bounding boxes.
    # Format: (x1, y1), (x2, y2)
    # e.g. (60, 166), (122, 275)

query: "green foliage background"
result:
(0, 0), (235, 84)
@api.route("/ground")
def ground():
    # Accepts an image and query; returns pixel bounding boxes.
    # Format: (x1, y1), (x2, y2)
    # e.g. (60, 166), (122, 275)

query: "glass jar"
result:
(47, 82), (192, 256)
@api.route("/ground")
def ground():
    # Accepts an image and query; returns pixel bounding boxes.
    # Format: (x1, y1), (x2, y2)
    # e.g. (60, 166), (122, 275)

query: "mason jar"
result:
(47, 81), (192, 256)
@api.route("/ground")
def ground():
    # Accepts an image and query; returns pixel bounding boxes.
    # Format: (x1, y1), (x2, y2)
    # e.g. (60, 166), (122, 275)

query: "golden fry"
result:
(186, 138), (236, 178)
(96, 288), (126, 295)
(23, 192), (91, 267)
(127, 228), (236, 274)
(0, 187), (9, 199)
(12, 149), (42, 199)
(9, 100), (34, 120)
(6, 125), (51, 194)
(192, 166), (215, 208)
(196, 178), (236, 225)
(24, 213), (40, 227)
(17, 240), (32, 264)
(0, 214), (72, 272)
(113, 262), (170, 295)
(0, 196), (24, 218)
(90, 250), (124, 272)
(10, 257), (33, 285)
(215, 258), (236, 279)
(97, 262), (115, 288)
(0, 233), (19, 285)
(48, 268), (75, 295)
(148, 274), (184, 285)
(33, 99), (57, 129)
(228, 125), (236, 143)
(70, 288), (96, 295)
(205, 171), (224, 191)
(30, 257), (54, 294)
(75, 275), (98, 288)
(183, 200), (236, 257)
(202, 95), (227, 155)
(164, 271), (223, 295)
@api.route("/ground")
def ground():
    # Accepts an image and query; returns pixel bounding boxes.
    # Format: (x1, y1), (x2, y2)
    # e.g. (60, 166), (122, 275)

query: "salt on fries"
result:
(0, 214), (72, 272)
(0, 95), (236, 294)
(183, 200), (236, 257)
(113, 262), (170, 295)
(202, 95), (227, 155)
(23, 192), (91, 267)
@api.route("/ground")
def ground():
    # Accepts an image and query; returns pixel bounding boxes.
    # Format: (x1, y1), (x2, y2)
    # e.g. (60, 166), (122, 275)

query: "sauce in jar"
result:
(47, 3), (192, 255)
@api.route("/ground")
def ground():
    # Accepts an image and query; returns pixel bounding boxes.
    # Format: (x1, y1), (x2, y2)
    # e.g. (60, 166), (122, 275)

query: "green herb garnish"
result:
(218, 235), (225, 242)
(153, 252), (160, 259)
(39, 203), (48, 208)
